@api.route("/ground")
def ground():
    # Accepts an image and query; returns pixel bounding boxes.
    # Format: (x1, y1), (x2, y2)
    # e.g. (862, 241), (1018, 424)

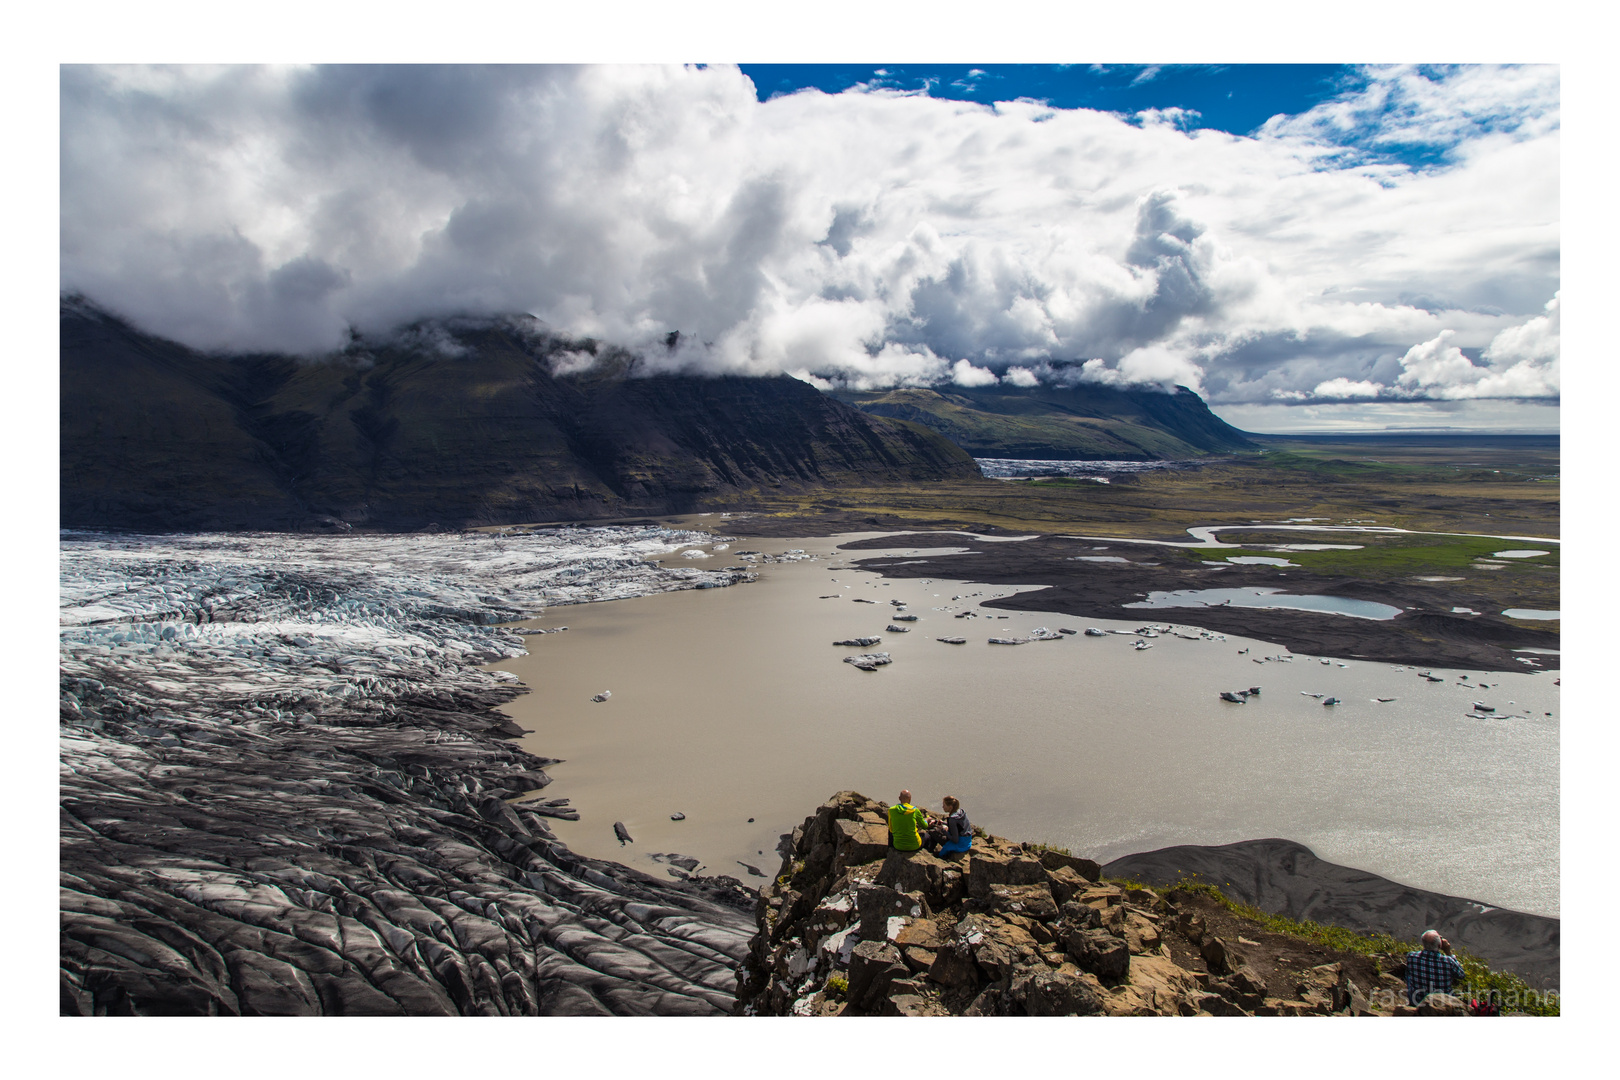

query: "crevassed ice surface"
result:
(60, 526), (750, 729)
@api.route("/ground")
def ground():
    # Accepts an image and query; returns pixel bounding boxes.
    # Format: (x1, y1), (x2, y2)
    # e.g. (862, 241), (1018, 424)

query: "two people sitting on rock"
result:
(886, 790), (972, 856)
(923, 795), (972, 856)
(1404, 929), (1465, 1005)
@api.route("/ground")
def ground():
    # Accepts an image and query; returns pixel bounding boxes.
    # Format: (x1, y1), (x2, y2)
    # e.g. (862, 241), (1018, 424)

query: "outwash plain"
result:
(60, 434), (1560, 1016)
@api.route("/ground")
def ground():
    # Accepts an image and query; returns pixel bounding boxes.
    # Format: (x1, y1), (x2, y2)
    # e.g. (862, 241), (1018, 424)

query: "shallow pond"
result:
(493, 534), (1559, 916)
(1124, 587), (1403, 620)
(1503, 609), (1561, 620)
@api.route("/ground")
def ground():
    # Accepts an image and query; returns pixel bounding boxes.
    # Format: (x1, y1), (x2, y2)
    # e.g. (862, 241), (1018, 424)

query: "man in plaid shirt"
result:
(1405, 930), (1466, 1005)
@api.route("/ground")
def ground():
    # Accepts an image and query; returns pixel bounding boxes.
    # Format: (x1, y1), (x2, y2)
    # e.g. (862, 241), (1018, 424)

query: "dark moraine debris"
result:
(60, 686), (753, 1015)
(836, 533), (1558, 672)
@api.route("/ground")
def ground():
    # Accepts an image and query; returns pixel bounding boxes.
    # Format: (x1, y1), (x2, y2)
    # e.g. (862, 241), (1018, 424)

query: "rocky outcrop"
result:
(734, 792), (1520, 1017)
(736, 792), (1212, 1017)
(60, 300), (979, 532)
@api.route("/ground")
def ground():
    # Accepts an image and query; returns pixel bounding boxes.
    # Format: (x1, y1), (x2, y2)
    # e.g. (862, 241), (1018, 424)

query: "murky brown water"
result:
(494, 533), (1560, 916)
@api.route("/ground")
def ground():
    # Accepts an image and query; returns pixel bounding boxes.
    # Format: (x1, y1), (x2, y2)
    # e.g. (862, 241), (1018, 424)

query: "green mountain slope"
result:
(836, 380), (1256, 460)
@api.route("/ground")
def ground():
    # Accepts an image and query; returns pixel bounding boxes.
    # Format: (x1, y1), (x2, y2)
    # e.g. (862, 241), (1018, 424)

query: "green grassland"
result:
(725, 445), (1559, 542)
(709, 437), (1558, 619)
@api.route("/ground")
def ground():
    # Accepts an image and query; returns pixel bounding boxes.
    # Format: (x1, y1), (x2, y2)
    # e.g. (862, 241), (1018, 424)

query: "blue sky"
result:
(741, 64), (1347, 136)
(739, 64), (1491, 173)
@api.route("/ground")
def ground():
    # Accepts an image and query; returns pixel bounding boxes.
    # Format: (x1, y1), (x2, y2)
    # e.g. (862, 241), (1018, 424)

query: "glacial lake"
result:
(494, 533), (1559, 917)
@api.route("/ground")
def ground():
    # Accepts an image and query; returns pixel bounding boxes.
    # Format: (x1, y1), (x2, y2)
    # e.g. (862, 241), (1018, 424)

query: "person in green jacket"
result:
(887, 789), (928, 851)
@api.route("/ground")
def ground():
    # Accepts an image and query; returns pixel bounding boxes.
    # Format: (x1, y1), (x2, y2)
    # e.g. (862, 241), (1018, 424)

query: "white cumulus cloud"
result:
(60, 64), (1559, 408)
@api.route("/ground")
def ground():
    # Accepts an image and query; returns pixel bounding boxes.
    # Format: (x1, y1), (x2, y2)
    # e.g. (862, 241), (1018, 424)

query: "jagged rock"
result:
(874, 984), (949, 1016)
(1066, 928), (1131, 980)
(1201, 934), (1234, 975)
(847, 940), (907, 1010)
(987, 883), (1060, 920)
(901, 946), (938, 974)
(1045, 865), (1091, 905)
(963, 986), (1003, 1016)
(968, 936), (1018, 982)
(936, 636), (967, 644)
(1059, 900), (1103, 931)
(1197, 992), (1252, 1017)
(832, 637), (881, 647)
(1012, 968), (1105, 1016)
(875, 848), (959, 909)
(895, 920), (946, 950)
(966, 846), (1049, 899)
(1101, 953), (1203, 1016)
(856, 885), (930, 942)
(1036, 849), (1102, 882)
(832, 819), (891, 873)
(1230, 964), (1269, 999)
(842, 652), (892, 671)
(1123, 910), (1163, 954)
(926, 943), (980, 989)
(1416, 992), (1467, 1016)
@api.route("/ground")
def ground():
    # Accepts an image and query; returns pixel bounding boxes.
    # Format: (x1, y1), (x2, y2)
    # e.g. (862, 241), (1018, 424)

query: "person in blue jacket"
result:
(924, 795), (972, 855)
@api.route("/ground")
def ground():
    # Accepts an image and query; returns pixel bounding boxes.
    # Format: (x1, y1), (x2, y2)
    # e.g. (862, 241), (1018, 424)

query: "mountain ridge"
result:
(60, 301), (980, 531)
(836, 381), (1256, 460)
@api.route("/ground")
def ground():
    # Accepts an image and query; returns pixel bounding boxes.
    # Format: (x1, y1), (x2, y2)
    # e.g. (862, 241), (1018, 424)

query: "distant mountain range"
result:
(60, 301), (979, 531)
(61, 300), (1255, 531)
(836, 381), (1255, 460)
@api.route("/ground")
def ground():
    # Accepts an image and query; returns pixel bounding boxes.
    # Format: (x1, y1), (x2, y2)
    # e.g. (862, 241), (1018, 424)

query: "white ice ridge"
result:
(60, 526), (754, 730)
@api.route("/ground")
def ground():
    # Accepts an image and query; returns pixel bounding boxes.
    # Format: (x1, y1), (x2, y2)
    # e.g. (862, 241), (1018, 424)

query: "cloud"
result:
(1076, 344), (1206, 394)
(61, 64), (1558, 408)
(1311, 377), (1384, 399)
(949, 358), (999, 386)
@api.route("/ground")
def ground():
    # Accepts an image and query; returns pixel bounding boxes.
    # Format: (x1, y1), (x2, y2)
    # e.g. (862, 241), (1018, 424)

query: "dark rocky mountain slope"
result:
(61, 300), (979, 531)
(836, 380), (1256, 460)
